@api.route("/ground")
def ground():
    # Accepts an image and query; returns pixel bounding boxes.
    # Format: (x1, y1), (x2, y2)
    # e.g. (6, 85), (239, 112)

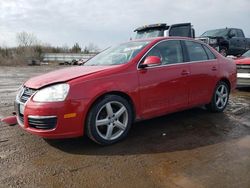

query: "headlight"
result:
(33, 83), (70, 102)
(16, 84), (24, 101)
(209, 38), (217, 44)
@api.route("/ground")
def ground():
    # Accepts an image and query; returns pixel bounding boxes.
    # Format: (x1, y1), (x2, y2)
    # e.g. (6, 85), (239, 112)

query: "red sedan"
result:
(15, 37), (237, 145)
(234, 50), (250, 87)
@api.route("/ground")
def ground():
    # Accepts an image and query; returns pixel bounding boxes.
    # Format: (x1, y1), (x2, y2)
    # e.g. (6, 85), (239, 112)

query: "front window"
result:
(242, 50), (250, 57)
(143, 40), (184, 65)
(84, 41), (150, 66)
(229, 29), (237, 37)
(201, 29), (229, 37)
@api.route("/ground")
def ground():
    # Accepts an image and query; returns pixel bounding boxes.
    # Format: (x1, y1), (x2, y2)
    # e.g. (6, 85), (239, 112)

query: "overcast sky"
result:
(0, 0), (250, 49)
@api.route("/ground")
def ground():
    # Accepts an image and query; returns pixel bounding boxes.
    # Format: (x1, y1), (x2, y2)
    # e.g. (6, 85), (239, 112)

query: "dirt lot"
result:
(0, 66), (250, 188)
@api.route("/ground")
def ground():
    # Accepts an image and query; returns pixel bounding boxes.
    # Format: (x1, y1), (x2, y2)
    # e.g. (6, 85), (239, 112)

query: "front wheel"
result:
(86, 95), (133, 145)
(206, 81), (229, 112)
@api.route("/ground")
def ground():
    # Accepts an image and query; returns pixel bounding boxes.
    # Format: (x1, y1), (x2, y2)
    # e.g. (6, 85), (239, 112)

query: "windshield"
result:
(201, 29), (229, 37)
(242, 50), (250, 57)
(84, 41), (150, 66)
(135, 29), (164, 39)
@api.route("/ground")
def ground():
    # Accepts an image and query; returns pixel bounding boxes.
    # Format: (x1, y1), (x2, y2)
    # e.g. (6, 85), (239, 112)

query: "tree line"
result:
(0, 31), (99, 65)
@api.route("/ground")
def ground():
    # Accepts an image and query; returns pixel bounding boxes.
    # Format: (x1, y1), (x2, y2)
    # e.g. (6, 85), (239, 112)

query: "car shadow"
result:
(237, 87), (250, 92)
(45, 107), (250, 156)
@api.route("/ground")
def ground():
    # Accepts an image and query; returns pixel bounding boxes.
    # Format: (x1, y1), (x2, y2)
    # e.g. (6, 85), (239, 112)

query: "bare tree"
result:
(71, 42), (81, 53)
(87, 43), (99, 53)
(16, 31), (38, 47)
(61, 44), (70, 53)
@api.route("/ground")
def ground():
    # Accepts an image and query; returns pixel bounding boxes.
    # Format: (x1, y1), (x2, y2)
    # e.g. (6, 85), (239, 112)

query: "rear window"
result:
(236, 29), (244, 37)
(185, 41), (208, 61)
(169, 26), (191, 37)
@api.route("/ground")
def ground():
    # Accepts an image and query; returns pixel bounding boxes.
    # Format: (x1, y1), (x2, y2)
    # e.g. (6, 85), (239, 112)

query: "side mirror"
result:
(139, 56), (161, 68)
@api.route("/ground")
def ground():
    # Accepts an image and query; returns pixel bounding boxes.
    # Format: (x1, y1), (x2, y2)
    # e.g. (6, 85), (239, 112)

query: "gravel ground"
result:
(0, 66), (250, 188)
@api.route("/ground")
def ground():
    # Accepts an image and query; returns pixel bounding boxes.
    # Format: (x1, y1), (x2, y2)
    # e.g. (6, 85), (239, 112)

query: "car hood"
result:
(25, 65), (118, 89)
(235, 57), (250, 65)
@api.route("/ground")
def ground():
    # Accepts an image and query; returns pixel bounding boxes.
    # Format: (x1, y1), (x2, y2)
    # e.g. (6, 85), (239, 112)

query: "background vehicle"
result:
(233, 50), (250, 87)
(27, 59), (41, 66)
(59, 59), (78, 65)
(134, 23), (195, 39)
(76, 58), (87, 65)
(15, 38), (236, 145)
(198, 28), (250, 56)
(71, 59), (78, 65)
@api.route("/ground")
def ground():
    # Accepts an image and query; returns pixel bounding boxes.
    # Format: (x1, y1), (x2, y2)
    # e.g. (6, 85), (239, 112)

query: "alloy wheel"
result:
(95, 101), (128, 141)
(215, 84), (228, 109)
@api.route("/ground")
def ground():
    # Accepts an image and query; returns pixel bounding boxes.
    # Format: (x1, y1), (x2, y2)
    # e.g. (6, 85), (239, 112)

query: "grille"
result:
(20, 87), (36, 103)
(237, 64), (250, 73)
(28, 116), (57, 130)
(19, 113), (24, 124)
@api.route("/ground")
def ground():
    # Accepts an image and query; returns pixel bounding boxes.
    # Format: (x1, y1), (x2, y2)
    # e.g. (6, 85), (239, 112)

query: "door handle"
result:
(181, 70), (190, 75)
(212, 66), (217, 71)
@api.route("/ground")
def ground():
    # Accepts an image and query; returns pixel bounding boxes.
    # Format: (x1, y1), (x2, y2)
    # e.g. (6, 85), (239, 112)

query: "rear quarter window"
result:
(203, 45), (216, 60)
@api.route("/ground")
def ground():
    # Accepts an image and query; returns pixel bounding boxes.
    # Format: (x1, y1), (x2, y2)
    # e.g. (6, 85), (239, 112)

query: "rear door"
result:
(138, 40), (189, 118)
(236, 29), (247, 54)
(183, 41), (218, 106)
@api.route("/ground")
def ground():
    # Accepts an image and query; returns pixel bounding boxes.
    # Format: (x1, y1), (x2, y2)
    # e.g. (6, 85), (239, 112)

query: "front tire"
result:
(86, 95), (133, 145)
(206, 81), (229, 112)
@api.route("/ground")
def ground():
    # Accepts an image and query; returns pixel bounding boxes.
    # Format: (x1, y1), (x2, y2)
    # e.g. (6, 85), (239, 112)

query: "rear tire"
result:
(86, 95), (133, 145)
(206, 81), (229, 112)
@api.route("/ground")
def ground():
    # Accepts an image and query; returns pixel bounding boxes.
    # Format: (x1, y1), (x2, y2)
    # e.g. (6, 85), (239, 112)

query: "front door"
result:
(229, 29), (244, 55)
(137, 40), (189, 119)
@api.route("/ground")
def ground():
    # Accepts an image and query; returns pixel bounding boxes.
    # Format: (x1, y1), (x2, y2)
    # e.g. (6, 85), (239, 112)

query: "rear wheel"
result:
(86, 95), (133, 145)
(206, 81), (229, 112)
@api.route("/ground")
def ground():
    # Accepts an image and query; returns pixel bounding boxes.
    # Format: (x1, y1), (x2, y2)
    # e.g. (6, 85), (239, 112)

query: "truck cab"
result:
(198, 28), (250, 56)
(134, 23), (195, 39)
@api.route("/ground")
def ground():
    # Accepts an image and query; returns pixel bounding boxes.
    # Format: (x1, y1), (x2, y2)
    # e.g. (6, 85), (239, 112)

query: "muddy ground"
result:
(0, 66), (250, 188)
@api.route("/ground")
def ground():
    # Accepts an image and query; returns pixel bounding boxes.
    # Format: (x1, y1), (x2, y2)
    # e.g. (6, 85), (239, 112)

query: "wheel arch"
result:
(85, 91), (137, 126)
(218, 78), (231, 93)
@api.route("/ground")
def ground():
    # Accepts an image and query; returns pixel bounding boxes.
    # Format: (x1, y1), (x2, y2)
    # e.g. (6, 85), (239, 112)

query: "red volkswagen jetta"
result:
(15, 37), (237, 145)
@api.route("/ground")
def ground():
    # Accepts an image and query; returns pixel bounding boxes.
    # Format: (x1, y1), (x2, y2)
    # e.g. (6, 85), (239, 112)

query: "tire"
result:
(86, 95), (133, 145)
(206, 81), (229, 112)
(219, 48), (228, 57)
